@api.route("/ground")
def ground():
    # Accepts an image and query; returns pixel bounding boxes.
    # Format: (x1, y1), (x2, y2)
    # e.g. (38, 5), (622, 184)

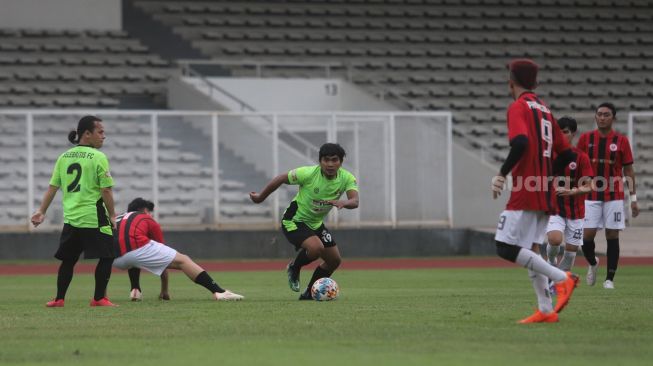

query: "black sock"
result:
(582, 239), (597, 265)
(128, 268), (141, 291)
(56, 257), (78, 300)
(305, 266), (332, 293)
(291, 249), (313, 270)
(606, 238), (620, 281)
(94, 258), (114, 301)
(194, 271), (225, 293)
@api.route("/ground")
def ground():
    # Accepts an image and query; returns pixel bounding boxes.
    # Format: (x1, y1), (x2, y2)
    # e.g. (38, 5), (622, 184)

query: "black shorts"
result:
(281, 221), (336, 250)
(55, 224), (116, 260)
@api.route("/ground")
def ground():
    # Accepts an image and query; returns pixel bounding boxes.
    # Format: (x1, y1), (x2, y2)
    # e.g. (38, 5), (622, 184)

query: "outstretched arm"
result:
(249, 173), (289, 203)
(31, 185), (59, 227)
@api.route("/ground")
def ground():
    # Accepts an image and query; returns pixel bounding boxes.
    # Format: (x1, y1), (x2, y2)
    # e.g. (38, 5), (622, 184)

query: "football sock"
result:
(528, 269), (553, 314)
(559, 250), (577, 272)
(516, 249), (567, 283)
(582, 239), (597, 265)
(56, 257), (79, 300)
(194, 271), (225, 293)
(93, 258), (114, 301)
(606, 238), (620, 281)
(546, 243), (560, 265)
(128, 268), (141, 291)
(291, 249), (313, 269)
(306, 265), (332, 293)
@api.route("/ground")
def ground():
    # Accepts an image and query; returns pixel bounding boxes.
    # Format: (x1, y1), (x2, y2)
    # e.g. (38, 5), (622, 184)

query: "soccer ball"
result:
(311, 277), (339, 301)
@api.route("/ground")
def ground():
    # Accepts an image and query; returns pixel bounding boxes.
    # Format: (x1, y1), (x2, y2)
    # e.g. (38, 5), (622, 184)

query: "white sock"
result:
(528, 269), (553, 314)
(558, 250), (577, 272)
(516, 248), (567, 283)
(546, 243), (560, 265)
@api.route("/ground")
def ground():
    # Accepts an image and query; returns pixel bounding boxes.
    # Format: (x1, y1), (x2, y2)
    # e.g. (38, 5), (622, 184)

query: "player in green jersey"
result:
(31, 115), (118, 307)
(250, 143), (359, 300)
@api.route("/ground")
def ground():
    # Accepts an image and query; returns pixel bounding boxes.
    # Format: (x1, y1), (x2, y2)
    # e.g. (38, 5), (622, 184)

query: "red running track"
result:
(1, 257), (652, 275)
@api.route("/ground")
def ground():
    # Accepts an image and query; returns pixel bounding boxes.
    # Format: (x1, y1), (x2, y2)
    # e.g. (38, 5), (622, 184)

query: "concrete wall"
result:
(197, 78), (394, 111)
(0, 0), (121, 30)
(0, 228), (496, 260)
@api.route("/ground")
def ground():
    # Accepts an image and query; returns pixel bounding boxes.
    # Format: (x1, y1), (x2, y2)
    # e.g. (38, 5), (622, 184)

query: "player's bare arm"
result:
(326, 190), (359, 209)
(623, 164), (639, 217)
(249, 173), (290, 203)
(101, 187), (116, 227)
(31, 185), (59, 227)
(556, 176), (593, 197)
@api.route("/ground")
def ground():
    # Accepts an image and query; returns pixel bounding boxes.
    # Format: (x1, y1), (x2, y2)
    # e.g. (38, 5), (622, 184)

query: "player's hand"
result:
(30, 210), (45, 227)
(491, 175), (505, 200)
(631, 201), (639, 218)
(556, 186), (575, 197)
(249, 192), (264, 204)
(326, 200), (346, 209)
(110, 215), (116, 229)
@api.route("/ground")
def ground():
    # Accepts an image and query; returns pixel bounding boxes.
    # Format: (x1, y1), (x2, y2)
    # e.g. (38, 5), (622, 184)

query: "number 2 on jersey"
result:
(67, 163), (82, 192)
(541, 118), (553, 158)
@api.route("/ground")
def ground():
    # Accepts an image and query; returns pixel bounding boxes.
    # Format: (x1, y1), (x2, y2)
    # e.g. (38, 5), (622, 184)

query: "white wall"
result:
(0, 0), (121, 30)
(201, 78), (394, 111)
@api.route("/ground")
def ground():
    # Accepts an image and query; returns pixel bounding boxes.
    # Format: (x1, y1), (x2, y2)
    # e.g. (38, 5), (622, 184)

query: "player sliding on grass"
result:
(492, 59), (580, 323)
(249, 143), (359, 300)
(545, 117), (594, 276)
(113, 198), (243, 301)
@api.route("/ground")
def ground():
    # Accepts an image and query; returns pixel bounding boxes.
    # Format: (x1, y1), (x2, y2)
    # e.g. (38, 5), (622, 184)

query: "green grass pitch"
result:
(1, 265), (652, 365)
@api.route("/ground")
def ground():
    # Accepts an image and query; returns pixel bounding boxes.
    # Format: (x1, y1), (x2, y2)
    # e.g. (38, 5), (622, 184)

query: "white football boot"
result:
(213, 290), (244, 301)
(586, 257), (599, 286)
(130, 288), (143, 301)
(603, 280), (615, 289)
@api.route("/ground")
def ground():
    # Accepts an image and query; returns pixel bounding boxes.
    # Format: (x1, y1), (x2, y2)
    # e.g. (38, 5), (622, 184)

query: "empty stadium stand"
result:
(0, 28), (173, 108)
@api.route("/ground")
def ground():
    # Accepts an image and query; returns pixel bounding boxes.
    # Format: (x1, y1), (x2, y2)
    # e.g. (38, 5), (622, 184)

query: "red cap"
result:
(509, 59), (539, 90)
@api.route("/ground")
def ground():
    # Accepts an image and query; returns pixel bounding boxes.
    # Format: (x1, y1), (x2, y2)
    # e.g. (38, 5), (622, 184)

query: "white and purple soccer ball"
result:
(311, 277), (339, 301)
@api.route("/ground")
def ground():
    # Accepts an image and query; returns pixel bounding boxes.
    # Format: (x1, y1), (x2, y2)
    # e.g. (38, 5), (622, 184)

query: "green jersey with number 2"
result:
(49, 145), (114, 233)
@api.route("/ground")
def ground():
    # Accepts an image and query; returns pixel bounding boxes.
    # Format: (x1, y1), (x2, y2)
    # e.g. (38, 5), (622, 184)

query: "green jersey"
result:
(49, 145), (114, 233)
(282, 165), (358, 230)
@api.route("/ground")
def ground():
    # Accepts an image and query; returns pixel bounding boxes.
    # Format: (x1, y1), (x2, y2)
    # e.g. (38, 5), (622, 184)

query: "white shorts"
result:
(546, 215), (584, 246)
(495, 210), (549, 249)
(584, 200), (625, 230)
(113, 241), (177, 276)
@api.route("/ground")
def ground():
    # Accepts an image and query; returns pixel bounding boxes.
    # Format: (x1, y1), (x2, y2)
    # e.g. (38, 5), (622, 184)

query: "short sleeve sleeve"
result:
(576, 133), (588, 153)
(507, 102), (528, 140)
(49, 157), (62, 187)
(97, 154), (114, 188)
(621, 137), (633, 165)
(287, 166), (313, 186)
(345, 172), (359, 192)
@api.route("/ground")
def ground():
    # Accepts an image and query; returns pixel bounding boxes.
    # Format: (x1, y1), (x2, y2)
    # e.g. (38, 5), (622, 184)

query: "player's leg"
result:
(558, 219), (583, 272)
(83, 228), (116, 306)
(282, 222), (324, 292)
(48, 224), (83, 307)
(167, 252), (243, 300)
(303, 245), (341, 299)
(527, 243), (555, 316)
(159, 269), (170, 300)
(582, 201), (602, 285)
(128, 267), (142, 301)
(603, 200), (625, 289)
(546, 215), (565, 266)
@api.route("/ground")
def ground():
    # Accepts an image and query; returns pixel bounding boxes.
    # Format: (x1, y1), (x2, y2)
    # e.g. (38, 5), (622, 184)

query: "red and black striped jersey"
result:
(577, 129), (633, 201)
(505, 92), (569, 212)
(114, 211), (164, 256)
(554, 147), (594, 219)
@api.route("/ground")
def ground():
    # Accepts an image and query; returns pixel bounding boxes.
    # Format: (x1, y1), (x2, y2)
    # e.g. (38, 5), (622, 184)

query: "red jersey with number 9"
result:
(505, 92), (570, 212)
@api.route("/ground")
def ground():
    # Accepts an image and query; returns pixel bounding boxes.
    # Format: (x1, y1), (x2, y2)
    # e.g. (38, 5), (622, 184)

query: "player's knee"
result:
(327, 255), (341, 269)
(496, 241), (520, 262)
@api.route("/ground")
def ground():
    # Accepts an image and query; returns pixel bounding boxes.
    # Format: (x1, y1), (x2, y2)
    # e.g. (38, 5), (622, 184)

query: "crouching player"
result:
(546, 117), (594, 274)
(113, 198), (243, 301)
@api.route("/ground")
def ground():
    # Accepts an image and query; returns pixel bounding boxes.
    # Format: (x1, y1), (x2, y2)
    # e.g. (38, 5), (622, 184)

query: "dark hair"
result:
(596, 102), (617, 118)
(68, 115), (101, 144)
(127, 197), (155, 213)
(557, 116), (577, 133)
(319, 143), (346, 161)
(508, 59), (539, 90)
